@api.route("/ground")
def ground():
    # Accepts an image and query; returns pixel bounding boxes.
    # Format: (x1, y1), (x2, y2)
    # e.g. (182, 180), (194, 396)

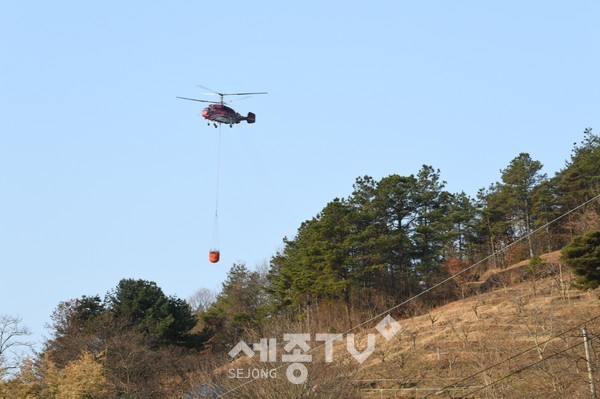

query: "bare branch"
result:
(0, 314), (33, 375)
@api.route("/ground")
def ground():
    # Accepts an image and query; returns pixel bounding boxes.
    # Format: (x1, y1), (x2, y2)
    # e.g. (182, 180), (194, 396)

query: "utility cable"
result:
(422, 314), (600, 398)
(455, 330), (600, 398)
(328, 192), (600, 339)
(216, 192), (600, 397)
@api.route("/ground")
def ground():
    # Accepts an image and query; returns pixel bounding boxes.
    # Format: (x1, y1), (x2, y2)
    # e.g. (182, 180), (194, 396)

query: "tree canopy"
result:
(561, 230), (600, 289)
(41, 279), (207, 398)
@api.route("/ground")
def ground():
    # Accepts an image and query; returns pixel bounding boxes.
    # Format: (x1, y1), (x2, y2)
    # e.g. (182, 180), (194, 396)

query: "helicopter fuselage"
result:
(201, 104), (256, 127)
(177, 88), (264, 128)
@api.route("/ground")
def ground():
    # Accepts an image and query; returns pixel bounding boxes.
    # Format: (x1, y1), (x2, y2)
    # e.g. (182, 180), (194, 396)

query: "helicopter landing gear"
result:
(229, 124), (233, 128)
(214, 123), (218, 128)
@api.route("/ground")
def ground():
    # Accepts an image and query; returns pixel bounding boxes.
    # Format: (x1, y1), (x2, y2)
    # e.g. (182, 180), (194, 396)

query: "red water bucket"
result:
(209, 250), (220, 263)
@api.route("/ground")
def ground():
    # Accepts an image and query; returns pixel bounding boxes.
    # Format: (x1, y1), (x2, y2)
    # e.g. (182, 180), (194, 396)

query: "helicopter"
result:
(177, 86), (267, 128)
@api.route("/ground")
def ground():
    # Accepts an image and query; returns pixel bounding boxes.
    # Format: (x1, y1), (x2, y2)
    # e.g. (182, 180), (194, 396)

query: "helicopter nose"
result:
(201, 108), (209, 118)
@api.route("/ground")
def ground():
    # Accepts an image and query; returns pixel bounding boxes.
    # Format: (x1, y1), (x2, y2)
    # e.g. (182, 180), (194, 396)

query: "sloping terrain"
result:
(357, 254), (600, 398)
(213, 254), (599, 399)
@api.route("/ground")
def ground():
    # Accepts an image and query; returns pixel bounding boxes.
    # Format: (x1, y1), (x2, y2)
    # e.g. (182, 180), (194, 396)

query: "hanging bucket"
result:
(209, 250), (220, 263)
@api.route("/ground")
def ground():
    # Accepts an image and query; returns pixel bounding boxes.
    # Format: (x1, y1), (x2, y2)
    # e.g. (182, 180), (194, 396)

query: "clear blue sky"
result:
(1, 1), (599, 349)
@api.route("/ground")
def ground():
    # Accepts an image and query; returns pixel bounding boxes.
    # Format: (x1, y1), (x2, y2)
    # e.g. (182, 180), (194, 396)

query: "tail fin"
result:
(246, 112), (256, 124)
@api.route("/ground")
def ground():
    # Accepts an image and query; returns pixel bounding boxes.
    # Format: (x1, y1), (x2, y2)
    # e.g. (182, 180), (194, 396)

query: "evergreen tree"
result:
(106, 279), (198, 346)
(411, 165), (453, 284)
(203, 263), (269, 349)
(475, 184), (513, 268)
(46, 279), (202, 369)
(561, 230), (600, 289)
(553, 128), (600, 240)
(361, 173), (420, 300)
(270, 168), (458, 313)
(500, 153), (547, 257)
(269, 199), (356, 318)
(346, 175), (392, 298)
(530, 179), (563, 253)
(556, 128), (600, 208)
(446, 192), (480, 261)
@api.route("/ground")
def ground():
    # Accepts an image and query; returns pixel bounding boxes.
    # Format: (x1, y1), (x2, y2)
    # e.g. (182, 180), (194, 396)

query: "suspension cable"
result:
(209, 125), (222, 261)
(215, 124), (222, 219)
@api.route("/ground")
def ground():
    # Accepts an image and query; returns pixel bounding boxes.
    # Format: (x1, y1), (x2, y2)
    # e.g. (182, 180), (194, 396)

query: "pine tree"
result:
(556, 128), (600, 208)
(554, 128), (600, 239)
(475, 184), (513, 268)
(106, 279), (198, 346)
(203, 263), (269, 349)
(500, 152), (547, 257)
(561, 230), (600, 290)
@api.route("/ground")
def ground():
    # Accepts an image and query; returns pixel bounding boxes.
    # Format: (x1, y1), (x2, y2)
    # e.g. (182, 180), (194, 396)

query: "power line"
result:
(455, 330), (600, 398)
(215, 192), (600, 398)
(423, 315), (600, 398)
(330, 192), (600, 338)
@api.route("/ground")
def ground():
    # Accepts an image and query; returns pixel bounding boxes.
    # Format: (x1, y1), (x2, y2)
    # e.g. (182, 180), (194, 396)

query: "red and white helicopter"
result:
(177, 86), (267, 128)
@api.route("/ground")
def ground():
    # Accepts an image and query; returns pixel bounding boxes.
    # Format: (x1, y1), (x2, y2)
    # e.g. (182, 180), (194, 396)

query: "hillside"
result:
(206, 130), (600, 398)
(355, 254), (600, 398)
(211, 253), (600, 399)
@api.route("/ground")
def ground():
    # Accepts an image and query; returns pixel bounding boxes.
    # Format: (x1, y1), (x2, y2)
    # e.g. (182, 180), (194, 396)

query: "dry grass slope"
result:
(356, 254), (600, 398)
(210, 253), (599, 399)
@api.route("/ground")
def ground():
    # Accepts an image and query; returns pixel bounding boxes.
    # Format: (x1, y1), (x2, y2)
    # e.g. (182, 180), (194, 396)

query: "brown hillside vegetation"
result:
(3, 131), (600, 398)
(354, 254), (600, 398)
(213, 253), (600, 399)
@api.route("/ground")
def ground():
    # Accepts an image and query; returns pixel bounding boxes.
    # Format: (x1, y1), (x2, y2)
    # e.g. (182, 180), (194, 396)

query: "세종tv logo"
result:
(228, 315), (401, 384)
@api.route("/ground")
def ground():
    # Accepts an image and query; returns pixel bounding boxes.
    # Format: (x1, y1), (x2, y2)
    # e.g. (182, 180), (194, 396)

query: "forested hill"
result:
(263, 128), (600, 323)
(2, 128), (600, 398)
(198, 128), (600, 382)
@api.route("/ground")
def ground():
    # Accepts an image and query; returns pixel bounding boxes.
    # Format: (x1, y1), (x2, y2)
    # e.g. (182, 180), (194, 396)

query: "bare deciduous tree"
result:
(0, 315), (32, 376)
(187, 288), (218, 313)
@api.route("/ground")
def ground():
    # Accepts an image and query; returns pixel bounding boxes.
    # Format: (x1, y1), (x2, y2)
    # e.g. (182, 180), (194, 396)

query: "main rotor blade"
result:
(196, 85), (268, 97)
(223, 92), (268, 96)
(227, 95), (252, 103)
(176, 96), (218, 104)
(196, 85), (222, 96)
